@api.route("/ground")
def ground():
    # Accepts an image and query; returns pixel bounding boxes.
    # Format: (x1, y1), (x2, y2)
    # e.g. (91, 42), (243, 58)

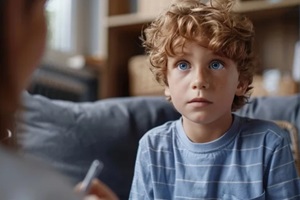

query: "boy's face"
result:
(165, 41), (246, 130)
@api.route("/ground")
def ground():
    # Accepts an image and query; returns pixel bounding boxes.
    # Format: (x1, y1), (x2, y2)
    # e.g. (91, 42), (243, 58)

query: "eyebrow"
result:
(173, 50), (224, 59)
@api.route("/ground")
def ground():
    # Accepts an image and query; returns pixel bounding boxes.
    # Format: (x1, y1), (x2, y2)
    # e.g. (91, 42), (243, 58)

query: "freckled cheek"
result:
(172, 74), (191, 88)
(167, 76), (189, 96)
(219, 78), (240, 94)
(211, 75), (235, 90)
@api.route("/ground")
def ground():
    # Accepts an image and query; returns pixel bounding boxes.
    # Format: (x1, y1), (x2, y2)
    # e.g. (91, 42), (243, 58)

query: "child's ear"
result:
(164, 86), (171, 97)
(235, 80), (248, 96)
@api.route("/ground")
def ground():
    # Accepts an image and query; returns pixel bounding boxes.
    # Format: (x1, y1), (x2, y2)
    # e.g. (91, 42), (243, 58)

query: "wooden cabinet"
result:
(101, 0), (300, 98)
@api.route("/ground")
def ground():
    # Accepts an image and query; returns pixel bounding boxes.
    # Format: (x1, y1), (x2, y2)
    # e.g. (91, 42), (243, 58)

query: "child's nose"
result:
(191, 70), (209, 90)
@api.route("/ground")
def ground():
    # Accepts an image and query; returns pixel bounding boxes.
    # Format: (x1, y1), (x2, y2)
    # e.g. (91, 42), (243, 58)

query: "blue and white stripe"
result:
(129, 115), (300, 199)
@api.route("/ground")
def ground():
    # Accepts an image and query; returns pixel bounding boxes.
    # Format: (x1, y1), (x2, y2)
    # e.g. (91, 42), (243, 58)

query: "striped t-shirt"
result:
(129, 115), (300, 199)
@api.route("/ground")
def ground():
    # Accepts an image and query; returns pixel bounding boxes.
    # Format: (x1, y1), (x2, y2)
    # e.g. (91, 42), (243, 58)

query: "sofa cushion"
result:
(235, 94), (300, 135)
(16, 92), (180, 199)
(16, 92), (300, 199)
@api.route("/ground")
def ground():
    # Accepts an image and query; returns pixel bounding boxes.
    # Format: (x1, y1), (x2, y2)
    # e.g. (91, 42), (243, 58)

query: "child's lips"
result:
(188, 98), (213, 107)
(188, 97), (212, 104)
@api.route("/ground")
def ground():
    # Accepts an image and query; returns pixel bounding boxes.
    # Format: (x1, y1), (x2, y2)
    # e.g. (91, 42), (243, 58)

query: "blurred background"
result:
(28, 0), (107, 102)
(28, 0), (300, 102)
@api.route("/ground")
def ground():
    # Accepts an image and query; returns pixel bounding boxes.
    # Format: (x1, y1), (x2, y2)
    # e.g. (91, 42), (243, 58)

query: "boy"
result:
(129, 0), (300, 199)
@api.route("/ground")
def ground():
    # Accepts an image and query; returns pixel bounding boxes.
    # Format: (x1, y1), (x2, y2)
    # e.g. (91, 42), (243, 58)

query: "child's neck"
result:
(182, 114), (233, 143)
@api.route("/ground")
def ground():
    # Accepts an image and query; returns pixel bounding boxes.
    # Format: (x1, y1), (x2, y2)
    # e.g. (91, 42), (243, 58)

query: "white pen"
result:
(81, 159), (104, 194)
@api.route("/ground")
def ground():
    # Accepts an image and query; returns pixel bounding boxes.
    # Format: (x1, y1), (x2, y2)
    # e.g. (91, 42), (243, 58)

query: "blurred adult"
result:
(0, 0), (118, 199)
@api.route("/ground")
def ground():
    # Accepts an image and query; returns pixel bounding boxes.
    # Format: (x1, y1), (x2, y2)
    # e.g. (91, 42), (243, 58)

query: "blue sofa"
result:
(16, 92), (300, 199)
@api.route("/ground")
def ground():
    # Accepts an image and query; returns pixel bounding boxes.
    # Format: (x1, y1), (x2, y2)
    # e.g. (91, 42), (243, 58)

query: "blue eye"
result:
(209, 61), (224, 70)
(177, 61), (190, 71)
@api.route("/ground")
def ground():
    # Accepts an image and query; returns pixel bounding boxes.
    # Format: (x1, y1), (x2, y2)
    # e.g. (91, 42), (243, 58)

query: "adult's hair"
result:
(0, 0), (17, 145)
(142, 0), (257, 111)
(0, 0), (21, 147)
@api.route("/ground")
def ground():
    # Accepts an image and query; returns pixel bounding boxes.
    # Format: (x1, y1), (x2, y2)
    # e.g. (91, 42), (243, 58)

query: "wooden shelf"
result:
(235, 0), (300, 12)
(101, 0), (300, 98)
(107, 13), (154, 28)
(107, 0), (300, 28)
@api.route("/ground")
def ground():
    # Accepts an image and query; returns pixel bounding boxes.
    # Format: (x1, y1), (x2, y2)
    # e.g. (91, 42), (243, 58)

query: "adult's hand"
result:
(75, 179), (119, 200)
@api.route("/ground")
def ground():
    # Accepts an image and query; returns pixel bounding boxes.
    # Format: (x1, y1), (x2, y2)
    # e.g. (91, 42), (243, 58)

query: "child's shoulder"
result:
(236, 115), (289, 144)
(146, 119), (178, 136)
(238, 115), (283, 131)
(139, 119), (179, 144)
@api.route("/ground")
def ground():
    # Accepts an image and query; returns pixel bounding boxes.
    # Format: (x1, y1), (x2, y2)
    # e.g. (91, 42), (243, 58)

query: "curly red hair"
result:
(142, 0), (256, 111)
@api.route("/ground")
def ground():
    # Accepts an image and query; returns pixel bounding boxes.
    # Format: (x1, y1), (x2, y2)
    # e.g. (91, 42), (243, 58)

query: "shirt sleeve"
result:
(265, 129), (300, 199)
(129, 138), (153, 200)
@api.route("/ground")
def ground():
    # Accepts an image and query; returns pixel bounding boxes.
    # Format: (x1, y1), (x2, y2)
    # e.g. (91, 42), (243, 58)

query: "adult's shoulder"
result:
(0, 146), (80, 200)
